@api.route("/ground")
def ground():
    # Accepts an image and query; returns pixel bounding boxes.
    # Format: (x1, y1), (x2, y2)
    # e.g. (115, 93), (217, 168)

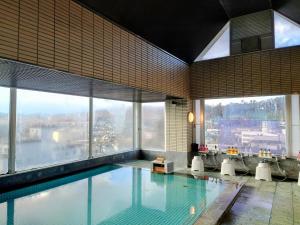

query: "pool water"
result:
(0, 165), (224, 225)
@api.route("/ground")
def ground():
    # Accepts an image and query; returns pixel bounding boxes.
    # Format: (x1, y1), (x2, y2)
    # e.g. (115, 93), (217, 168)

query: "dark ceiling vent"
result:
(241, 36), (261, 53)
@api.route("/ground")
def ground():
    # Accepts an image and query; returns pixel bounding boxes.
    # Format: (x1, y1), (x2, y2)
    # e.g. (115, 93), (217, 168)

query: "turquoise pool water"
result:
(0, 165), (224, 225)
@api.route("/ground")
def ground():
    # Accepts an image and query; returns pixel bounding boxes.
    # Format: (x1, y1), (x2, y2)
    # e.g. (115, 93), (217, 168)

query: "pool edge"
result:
(193, 181), (245, 225)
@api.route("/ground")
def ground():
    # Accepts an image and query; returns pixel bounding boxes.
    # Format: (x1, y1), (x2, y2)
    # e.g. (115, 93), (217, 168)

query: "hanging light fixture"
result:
(188, 112), (195, 123)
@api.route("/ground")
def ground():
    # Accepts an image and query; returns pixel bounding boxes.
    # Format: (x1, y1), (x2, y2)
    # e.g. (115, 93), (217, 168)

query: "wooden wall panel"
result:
(103, 20), (113, 82)
(291, 48), (300, 93)
(218, 58), (227, 97)
(128, 33), (135, 87)
(147, 44), (153, 90)
(19, 0), (38, 64)
(226, 57), (235, 97)
(260, 52), (271, 95)
(280, 49), (291, 94)
(38, 0), (55, 68)
(54, 0), (69, 71)
(69, 1), (82, 75)
(120, 29), (129, 85)
(112, 24), (121, 84)
(270, 51), (281, 94)
(251, 53), (261, 95)
(93, 14), (104, 80)
(203, 62), (211, 97)
(135, 38), (142, 88)
(191, 46), (300, 99)
(0, 0), (19, 60)
(82, 7), (94, 77)
(141, 41), (148, 89)
(210, 60), (219, 98)
(243, 54), (252, 96)
(234, 56), (243, 96)
(0, 0), (189, 98)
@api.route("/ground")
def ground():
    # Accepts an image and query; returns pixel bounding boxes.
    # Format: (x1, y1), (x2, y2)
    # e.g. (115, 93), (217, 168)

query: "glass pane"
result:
(205, 96), (286, 155)
(0, 86), (9, 174)
(16, 89), (89, 171)
(274, 11), (300, 48)
(142, 102), (165, 151)
(93, 99), (133, 156)
(194, 23), (230, 61)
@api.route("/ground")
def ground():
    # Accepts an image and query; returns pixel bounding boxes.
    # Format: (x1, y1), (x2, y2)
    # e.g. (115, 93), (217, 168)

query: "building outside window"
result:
(92, 99), (133, 156)
(0, 87), (9, 174)
(15, 89), (89, 171)
(204, 96), (286, 155)
(142, 102), (165, 151)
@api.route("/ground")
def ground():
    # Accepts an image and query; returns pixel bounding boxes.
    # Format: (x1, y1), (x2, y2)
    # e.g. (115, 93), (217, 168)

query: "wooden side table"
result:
(151, 160), (174, 174)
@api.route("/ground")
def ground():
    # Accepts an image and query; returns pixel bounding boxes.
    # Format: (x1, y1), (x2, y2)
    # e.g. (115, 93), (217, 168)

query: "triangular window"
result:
(274, 11), (300, 48)
(194, 22), (230, 62)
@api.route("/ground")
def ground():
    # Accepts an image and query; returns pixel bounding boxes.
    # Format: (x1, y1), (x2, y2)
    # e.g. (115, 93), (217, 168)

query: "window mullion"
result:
(8, 88), (17, 174)
(88, 97), (93, 159)
(133, 102), (141, 151)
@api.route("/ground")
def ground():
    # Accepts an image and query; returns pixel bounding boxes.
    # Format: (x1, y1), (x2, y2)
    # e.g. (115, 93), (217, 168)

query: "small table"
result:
(151, 160), (174, 174)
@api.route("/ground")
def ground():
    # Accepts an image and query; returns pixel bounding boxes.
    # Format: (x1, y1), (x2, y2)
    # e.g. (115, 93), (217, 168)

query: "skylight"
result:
(274, 11), (300, 48)
(194, 22), (230, 62)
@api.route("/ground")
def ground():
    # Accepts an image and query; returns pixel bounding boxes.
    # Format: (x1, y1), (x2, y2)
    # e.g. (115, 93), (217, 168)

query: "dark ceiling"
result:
(76, 0), (300, 64)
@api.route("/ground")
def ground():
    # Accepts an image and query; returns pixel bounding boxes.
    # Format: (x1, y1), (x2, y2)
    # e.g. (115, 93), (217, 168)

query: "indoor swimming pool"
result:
(0, 165), (224, 225)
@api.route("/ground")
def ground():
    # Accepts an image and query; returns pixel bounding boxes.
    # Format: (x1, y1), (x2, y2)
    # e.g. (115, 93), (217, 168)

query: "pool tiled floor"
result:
(121, 160), (300, 225)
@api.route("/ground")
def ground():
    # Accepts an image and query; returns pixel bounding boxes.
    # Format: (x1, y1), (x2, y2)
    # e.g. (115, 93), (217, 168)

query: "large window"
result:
(93, 99), (133, 156)
(205, 96), (286, 155)
(274, 11), (300, 49)
(16, 89), (89, 171)
(194, 22), (230, 62)
(0, 87), (9, 174)
(142, 102), (165, 151)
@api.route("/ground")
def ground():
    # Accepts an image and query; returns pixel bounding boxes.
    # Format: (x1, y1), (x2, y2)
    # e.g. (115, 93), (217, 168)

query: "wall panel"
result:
(0, 0), (19, 60)
(54, 0), (69, 71)
(19, 0), (38, 64)
(251, 53), (261, 95)
(93, 14), (104, 80)
(112, 24), (121, 83)
(191, 46), (300, 99)
(69, 0), (82, 75)
(82, 7), (94, 77)
(120, 29), (129, 85)
(291, 48), (300, 93)
(38, 0), (55, 68)
(0, 0), (188, 98)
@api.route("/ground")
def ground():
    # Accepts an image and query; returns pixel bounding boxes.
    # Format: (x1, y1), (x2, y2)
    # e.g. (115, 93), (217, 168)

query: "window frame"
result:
(194, 95), (298, 156)
(1, 86), (137, 174)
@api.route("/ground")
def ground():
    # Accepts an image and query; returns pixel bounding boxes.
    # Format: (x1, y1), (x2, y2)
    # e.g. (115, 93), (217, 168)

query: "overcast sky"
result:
(274, 11), (300, 48)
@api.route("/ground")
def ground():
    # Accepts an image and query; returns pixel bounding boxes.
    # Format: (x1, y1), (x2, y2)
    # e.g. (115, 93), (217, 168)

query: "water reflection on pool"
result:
(0, 165), (224, 225)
